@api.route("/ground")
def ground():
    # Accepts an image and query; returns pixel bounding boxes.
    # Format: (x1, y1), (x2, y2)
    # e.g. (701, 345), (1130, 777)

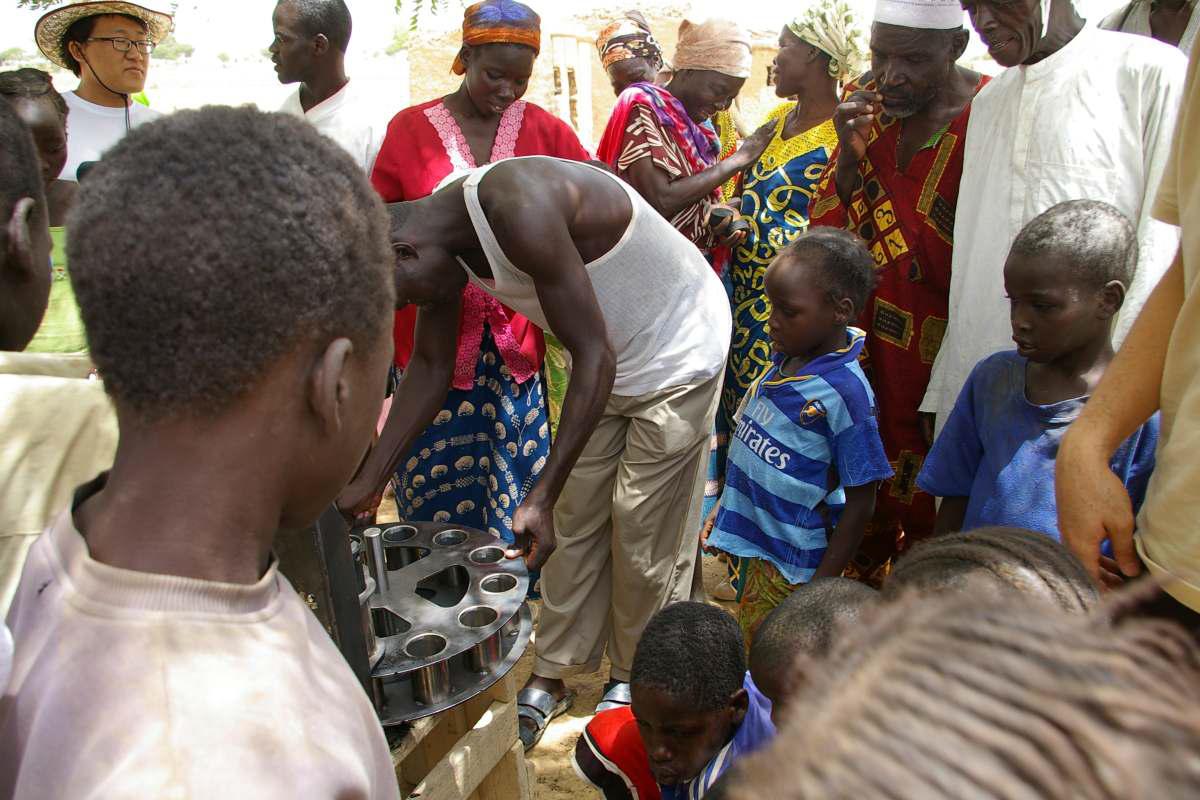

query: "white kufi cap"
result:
(874, 0), (964, 29)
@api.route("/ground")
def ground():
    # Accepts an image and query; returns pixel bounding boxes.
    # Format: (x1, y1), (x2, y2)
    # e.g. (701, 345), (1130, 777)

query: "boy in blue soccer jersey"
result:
(706, 228), (893, 640)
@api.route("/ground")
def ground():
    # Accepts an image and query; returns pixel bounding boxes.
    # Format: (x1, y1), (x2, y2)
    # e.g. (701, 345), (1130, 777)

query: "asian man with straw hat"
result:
(33, 1), (173, 181)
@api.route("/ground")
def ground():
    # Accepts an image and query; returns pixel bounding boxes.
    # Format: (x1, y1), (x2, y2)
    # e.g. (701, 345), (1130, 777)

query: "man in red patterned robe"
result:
(809, 0), (986, 583)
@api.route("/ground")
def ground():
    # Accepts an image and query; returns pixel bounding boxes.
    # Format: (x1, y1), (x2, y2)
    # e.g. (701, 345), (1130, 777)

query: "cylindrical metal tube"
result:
(468, 633), (503, 673)
(412, 661), (452, 705)
(363, 527), (388, 593)
(358, 577), (384, 668)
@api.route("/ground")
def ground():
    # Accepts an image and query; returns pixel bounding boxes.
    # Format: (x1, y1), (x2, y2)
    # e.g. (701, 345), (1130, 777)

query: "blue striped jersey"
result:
(708, 328), (893, 585)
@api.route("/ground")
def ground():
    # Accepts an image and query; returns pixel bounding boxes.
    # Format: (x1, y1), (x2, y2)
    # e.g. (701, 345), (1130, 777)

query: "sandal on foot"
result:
(517, 687), (574, 751)
(594, 680), (632, 714)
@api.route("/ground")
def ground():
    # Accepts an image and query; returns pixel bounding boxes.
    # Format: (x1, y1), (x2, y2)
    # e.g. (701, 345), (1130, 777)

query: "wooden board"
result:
(391, 672), (528, 800)
(403, 700), (517, 800)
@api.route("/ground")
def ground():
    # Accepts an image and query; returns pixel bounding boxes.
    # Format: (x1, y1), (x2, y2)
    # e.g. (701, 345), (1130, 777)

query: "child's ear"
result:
(307, 337), (354, 436)
(4, 197), (38, 283)
(1098, 280), (1126, 319)
(834, 296), (855, 326)
(727, 687), (749, 726)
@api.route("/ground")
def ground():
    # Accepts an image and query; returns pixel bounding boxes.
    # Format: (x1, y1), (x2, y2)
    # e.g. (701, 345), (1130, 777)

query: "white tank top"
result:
(458, 157), (731, 396)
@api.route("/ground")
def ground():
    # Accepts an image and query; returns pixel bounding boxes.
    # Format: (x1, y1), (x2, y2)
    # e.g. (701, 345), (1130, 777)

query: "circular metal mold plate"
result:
(355, 521), (531, 725)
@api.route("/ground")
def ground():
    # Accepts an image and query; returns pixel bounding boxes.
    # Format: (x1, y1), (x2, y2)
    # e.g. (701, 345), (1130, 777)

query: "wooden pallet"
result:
(392, 672), (531, 800)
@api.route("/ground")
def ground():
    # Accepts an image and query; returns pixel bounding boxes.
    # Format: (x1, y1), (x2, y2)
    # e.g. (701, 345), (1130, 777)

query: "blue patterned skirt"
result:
(392, 326), (551, 544)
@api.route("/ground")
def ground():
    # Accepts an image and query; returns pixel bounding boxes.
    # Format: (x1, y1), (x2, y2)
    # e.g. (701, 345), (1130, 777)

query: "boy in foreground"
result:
(0, 106), (401, 799)
(574, 602), (775, 799)
(705, 228), (893, 639)
(918, 201), (1158, 548)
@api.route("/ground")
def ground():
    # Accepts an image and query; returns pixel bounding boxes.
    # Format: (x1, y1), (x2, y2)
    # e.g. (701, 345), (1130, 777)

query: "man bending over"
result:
(339, 155), (732, 747)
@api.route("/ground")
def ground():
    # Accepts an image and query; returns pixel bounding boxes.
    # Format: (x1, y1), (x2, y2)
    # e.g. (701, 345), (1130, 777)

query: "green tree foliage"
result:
(395, 0), (453, 32)
(386, 28), (410, 55)
(153, 34), (194, 60)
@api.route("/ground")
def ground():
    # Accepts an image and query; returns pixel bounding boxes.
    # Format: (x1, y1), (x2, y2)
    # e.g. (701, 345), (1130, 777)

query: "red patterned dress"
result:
(370, 98), (590, 540)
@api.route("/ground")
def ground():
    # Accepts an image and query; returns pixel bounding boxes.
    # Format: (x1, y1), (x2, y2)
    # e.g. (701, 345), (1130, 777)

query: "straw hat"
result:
(35, 1), (174, 70)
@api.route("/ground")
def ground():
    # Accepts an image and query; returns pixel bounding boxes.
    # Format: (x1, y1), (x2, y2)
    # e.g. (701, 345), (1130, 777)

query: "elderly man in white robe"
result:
(921, 0), (1186, 431)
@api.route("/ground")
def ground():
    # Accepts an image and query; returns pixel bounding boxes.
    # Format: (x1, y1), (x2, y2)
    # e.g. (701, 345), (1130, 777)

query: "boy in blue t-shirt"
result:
(706, 228), (893, 639)
(918, 200), (1159, 543)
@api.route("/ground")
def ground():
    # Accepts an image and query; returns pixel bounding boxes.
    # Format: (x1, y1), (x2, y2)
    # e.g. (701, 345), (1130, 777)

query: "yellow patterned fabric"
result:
(721, 103), (838, 427)
(736, 557), (801, 643)
(707, 103), (838, 549)
(713, 108), (741, 202)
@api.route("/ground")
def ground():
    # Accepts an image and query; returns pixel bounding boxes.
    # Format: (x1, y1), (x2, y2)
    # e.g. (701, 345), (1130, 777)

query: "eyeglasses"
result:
(86, 37), (157, 55)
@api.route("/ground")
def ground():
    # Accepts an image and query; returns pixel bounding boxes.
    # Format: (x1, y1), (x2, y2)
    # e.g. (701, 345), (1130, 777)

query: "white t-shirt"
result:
(1138, 46), (1200, 612)
(280, 80), (385, 175)
(61, 91), (161, 181)
(0, 489), (401, 800)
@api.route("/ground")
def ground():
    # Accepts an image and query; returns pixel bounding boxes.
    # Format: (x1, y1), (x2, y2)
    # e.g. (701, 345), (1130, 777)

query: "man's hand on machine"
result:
(336, 477), (384, 525)
(508, 495), (557, 571)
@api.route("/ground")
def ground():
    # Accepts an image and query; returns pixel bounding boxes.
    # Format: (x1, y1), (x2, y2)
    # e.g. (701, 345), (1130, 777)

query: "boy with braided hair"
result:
(883, 526), (1099, 612)
(720, 588), (1200, 798)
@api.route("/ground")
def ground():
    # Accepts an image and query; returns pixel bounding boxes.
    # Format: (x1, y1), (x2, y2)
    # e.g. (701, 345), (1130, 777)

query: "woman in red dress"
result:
(369, 0), (590, 544)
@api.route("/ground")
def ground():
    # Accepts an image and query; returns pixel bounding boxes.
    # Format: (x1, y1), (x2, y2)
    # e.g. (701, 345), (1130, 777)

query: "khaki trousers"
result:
(534, 371), (721, 681)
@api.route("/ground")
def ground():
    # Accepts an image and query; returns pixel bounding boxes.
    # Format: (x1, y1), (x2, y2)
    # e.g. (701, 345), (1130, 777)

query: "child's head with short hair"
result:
(630, 601), (748, 787)
(883, 526), (1099, 612)
(0, 98), (51, 351)
(723, 588), (1200, 799)
(749, 577), (877, 725)
(69, 105), (395, 526)
(1004, 200), (1134, 365)
(0, 69), (68, 190)
(764, 227), (875, 363)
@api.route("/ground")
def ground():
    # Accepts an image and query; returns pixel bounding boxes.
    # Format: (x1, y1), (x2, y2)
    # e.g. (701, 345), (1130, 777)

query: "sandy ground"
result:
(378, 490), (735, 799)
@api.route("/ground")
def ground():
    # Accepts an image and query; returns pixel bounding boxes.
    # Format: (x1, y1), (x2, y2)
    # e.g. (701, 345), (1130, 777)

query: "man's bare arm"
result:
(1057, 249), (1185, 582)
(490, 194), (616, 568)
(338, 298), (462, 516)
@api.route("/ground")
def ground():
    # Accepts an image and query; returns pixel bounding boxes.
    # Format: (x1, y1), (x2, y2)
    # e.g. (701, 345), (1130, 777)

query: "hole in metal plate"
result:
(459, 605), (499, 628)
(384, 545), (430, 570)
(415, 565), (469, 607)
(405, 633), (447, 659)
(481, 574), (517, 594)
(371, 607), (411, 637)
(469, 546), (505, 565)
(383, 524), (418, 544)
(433, 529), (468, 547)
